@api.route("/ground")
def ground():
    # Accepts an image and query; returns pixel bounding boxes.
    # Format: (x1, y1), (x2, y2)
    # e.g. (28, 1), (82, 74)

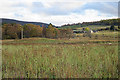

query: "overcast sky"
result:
(0, 0), (119, 26)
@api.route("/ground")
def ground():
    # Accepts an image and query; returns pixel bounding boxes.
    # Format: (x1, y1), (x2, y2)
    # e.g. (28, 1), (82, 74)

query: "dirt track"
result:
(2, 39), (119, 46)
(2, 42), (118, 46)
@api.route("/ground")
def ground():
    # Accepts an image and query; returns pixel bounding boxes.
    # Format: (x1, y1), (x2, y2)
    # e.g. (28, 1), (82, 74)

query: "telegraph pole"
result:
(21, 28), (23, 39)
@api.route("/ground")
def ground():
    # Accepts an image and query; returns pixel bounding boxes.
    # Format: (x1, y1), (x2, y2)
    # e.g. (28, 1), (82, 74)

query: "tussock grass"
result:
(2, 39), (118, 78)
(2, 31), (118, 78)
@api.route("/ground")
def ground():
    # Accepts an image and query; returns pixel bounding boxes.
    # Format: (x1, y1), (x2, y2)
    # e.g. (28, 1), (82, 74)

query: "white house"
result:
(90, 30), (93, 33)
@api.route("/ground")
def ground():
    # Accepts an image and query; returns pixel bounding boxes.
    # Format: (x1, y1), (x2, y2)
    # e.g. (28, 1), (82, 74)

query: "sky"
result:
(0, 0), (119, 26)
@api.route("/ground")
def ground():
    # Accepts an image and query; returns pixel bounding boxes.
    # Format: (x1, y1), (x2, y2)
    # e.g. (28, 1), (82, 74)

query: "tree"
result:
(36, 25), (43, 37)
(42, 24), (46, 37)
(118, 26), (120, 29)
(2, 23), (23, 39)
(54, 28), (60, 38)
(84, 27), (90, 32)
(83, 27), (92, 38)
(66, 28), (73, 39)
(0, 26), (2, 40)
(59, 29), (67, 38)
(23, 24), (32, 38)
(46, 23), (56, 38)
(23, 24), (42, 38)
(110, 25), (115, 31)
(59, 28), (74, 39)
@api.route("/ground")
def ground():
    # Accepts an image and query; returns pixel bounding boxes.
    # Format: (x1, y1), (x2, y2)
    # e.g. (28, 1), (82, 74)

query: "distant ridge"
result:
(1, 18), (57, 27)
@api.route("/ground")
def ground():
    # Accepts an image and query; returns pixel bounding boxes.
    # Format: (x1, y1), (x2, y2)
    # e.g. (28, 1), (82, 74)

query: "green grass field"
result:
(60, 25), (118, 31)
(59, 25), (113, 29)
(2, 31), (119, 78)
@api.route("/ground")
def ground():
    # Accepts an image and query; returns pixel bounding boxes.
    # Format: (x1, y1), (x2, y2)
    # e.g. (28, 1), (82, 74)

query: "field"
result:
(59, 25), (117, 29)
(2, 31), (119, 78)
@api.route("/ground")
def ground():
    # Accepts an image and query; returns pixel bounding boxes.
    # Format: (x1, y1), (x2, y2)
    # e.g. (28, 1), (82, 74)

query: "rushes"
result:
(2, 40), (118, 78)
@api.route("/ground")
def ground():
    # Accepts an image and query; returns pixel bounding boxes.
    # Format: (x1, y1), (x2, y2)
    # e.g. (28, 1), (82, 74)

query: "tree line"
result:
(61, 18), (119, 27)
(2, 23), (74, 39)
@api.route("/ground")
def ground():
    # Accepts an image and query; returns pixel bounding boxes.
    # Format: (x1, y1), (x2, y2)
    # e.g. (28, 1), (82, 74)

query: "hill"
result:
(60, 18), (119, 29)
(1, 18), (57, 27)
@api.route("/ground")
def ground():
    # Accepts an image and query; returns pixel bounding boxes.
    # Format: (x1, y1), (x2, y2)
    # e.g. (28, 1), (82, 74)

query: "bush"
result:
(110, 25), (115, 31)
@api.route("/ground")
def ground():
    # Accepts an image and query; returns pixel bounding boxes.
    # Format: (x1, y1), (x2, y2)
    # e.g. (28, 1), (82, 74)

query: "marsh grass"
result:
(2, 31), (119, 78)
(2, 39), (118, 78)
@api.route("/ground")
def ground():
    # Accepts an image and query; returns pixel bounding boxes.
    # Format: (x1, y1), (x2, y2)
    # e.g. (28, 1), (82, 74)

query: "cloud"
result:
(0, 0), (118, 26)
(76, 2), (118, 16)
(100, 2), (118, 16)
(48, 9), (117, 26)
(31, 2), (86, 15)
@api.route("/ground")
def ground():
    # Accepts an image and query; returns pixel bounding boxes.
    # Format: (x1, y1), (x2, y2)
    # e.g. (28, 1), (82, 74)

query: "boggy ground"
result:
(2, 32), (119, 78)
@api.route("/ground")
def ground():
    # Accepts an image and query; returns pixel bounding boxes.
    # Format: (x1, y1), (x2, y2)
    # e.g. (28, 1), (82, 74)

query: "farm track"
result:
(2, 41), (118, 46)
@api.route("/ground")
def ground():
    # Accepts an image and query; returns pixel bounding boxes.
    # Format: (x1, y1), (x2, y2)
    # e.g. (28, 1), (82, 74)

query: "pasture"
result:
(2, 31), (119, 78)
